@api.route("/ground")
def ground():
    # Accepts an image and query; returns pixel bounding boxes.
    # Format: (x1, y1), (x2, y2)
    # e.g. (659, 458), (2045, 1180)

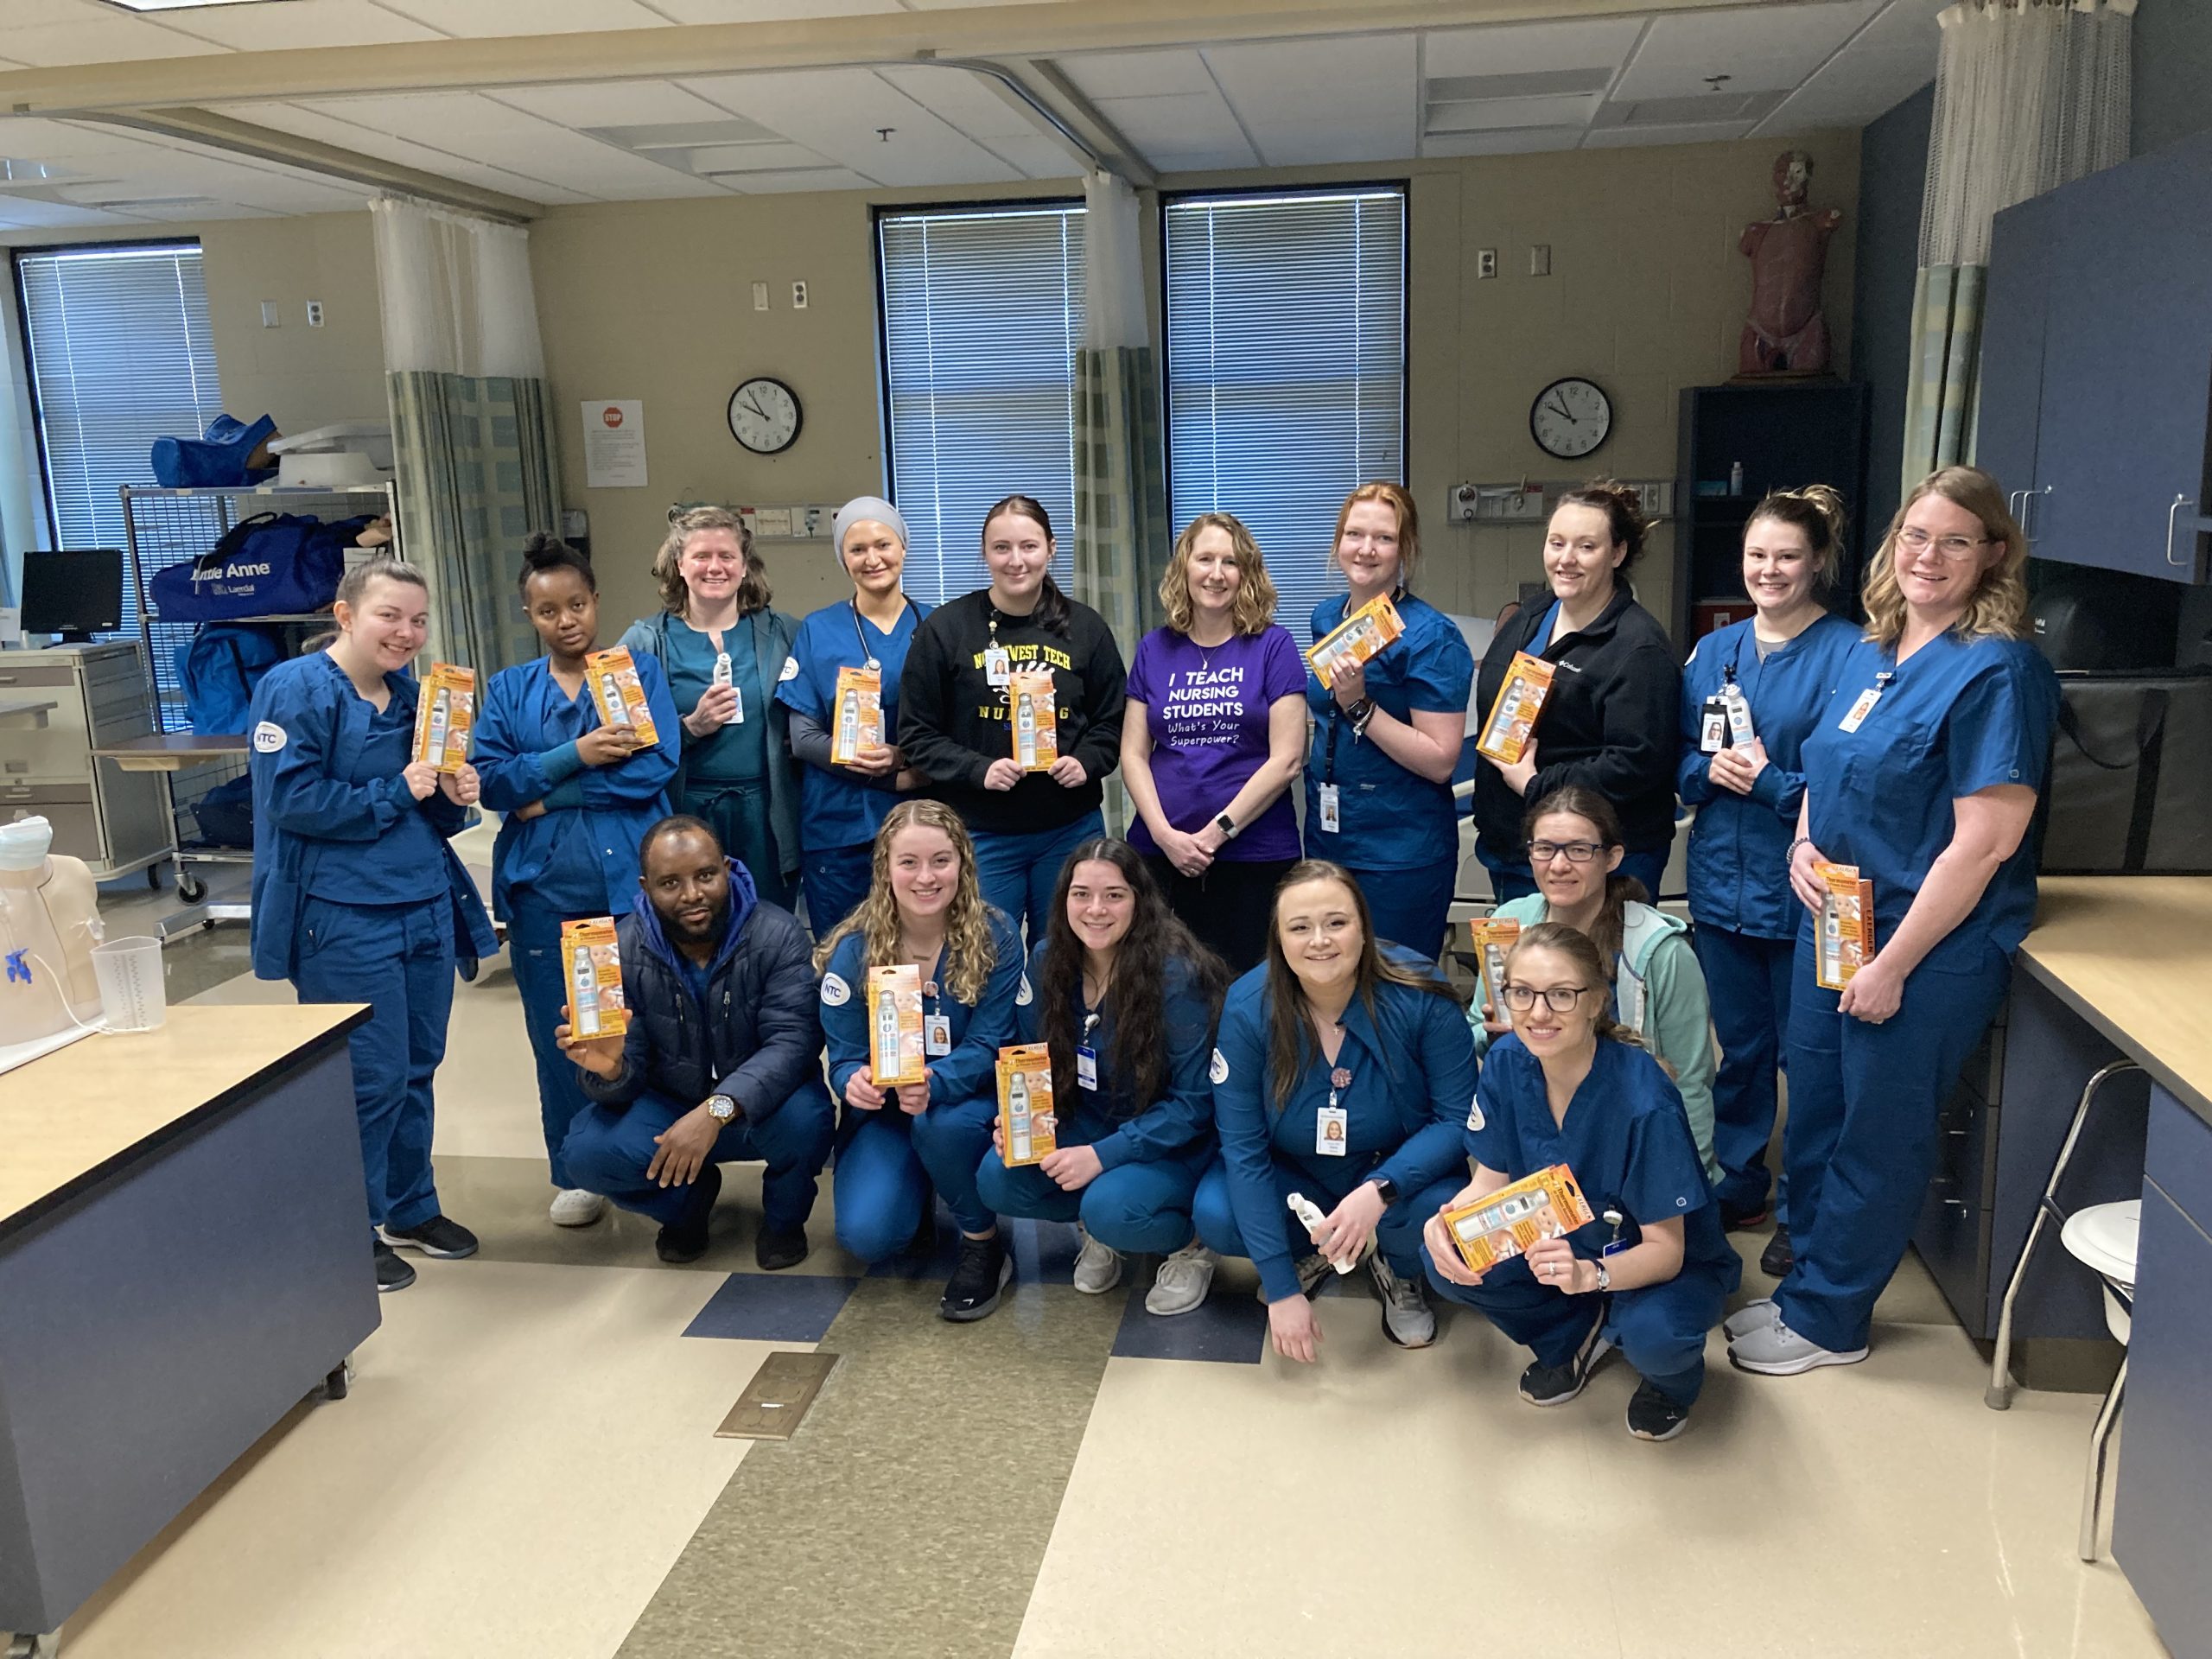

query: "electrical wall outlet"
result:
(752, 282), (769, 311)
(1477, 249), (1497, 279)
(305, 299), (325, 327)
(791, 281), (809, 310)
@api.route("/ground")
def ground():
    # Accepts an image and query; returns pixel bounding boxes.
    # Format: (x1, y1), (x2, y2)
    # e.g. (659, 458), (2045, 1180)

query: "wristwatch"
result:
(706, 1093), (739, 1124)
(1592, 1259), (1611, 1293)
(1214, 811), (1238, 841)
(1348, 697), (1377, 735)
(1367, 1173), (1400, 1208)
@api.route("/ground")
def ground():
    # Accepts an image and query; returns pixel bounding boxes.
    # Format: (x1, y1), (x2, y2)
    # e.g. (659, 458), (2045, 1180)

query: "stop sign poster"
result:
(582, 400), (647, 488)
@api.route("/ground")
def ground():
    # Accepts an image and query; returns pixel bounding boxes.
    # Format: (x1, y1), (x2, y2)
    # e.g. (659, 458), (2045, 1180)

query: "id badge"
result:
(1318, 783), (1341, 834)
(728, 682), (745, 725)
(1700, 698), (1730, 754)
(984, 647), (1013, 687)
(1076, 1046), (1099, 1091)
(1315, 1103), (1349, 1156)
(925, 1014), (952, 1057)
(1838, 686), (1880, 733)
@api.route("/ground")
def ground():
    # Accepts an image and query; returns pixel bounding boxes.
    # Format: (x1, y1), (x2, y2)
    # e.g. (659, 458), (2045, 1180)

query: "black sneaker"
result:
(755, 1223), (810, 1272)
(378, 1215), (479, 1259)
(657, 1163), (723, 1264)
(1626, 1377), (1692, 1441)
(1518, 1323), (1612, 1407)
(1760, 1224), (1795, 1279)
(373, 1239), (416, 1293)
(940, 1231), (1012, 1322)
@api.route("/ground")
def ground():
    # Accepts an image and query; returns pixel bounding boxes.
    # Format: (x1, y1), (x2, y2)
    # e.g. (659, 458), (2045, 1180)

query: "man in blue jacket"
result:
(558, 815), (833, 1268)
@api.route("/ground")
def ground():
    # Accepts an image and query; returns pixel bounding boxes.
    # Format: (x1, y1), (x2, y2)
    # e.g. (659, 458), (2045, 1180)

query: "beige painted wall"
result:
(194, 213), (387, 435)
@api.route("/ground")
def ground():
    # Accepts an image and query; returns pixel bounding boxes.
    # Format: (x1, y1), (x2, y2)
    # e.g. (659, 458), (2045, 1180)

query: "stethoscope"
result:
(849, 594), (912, 673)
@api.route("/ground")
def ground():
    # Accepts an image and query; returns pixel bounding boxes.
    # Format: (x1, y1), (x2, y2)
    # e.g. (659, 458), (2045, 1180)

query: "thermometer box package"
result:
(585, 646), (659, 745)
(867, 963), (926, 1087)
(1474, 652), (1556, 766)
(1466, 916), (1522, 1016)
(561, 916), (628, 1040)
(1815, 862), (1878, 991)
(1440, 1163), (1595, 1274)
(995, 1042), (1058, 1166)
(411, 662), (476, 772)
(832, 664), (885, 765)
(1008, 670), (1058, 772)
(1307, 593), (1406, 690)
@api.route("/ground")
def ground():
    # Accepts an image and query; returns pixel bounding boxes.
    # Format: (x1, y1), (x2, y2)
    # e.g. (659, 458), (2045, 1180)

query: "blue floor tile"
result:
(683, 1271), (861, 1342)
(1109, 1281), (1269, 1363)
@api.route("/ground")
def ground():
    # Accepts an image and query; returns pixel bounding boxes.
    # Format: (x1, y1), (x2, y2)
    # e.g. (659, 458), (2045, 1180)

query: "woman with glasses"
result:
(1471, 785), (1717, 1183)
(1423, 923), (1740, 1441)
(1729, 467), (2058, 1377)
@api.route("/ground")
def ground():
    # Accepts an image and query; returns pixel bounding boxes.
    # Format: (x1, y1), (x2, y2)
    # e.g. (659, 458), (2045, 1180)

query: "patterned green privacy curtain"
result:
(1904, 264), (1986, 486)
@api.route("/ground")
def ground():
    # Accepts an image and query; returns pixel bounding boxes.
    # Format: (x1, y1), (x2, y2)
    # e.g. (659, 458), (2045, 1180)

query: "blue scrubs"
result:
(974, 943), (1217, 1255)
(1302, 592), (1474, 957)
(473, 653), (678, 1189)
(774, 597), (928, 938)
(247, 652), (497, 1235)
(819, 909), (1026, 1260)
(1781, 632), (2059, 1353)
(1196, 955), (1475, 1299)
(1677, 612), (1859, 1217)
(1426, 1035), (1740, 1403)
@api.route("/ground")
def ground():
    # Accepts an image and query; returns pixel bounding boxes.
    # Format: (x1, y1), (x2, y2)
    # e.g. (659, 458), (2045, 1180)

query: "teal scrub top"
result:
(659, 616), (770, 783)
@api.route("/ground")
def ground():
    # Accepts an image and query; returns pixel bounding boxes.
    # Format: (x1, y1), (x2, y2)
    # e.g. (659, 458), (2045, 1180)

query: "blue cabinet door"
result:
(1978, 190), (2059, 528)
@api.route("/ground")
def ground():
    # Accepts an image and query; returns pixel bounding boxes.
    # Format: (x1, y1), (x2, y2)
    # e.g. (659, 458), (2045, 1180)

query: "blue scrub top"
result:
(660, 615), (769, 783)
(1677, 612), (1861, 940)
(1302, 591), (1474, 872)
(1211, 954), (1477, 1300)
(473, 652), (680, 921)
(1800, 632), (2058, 974)
(775, 597), (929, 855)
(818, 907), (1026, 1109)
(312, 696), (451, 905)
(1468, 1034), (1739, 1291)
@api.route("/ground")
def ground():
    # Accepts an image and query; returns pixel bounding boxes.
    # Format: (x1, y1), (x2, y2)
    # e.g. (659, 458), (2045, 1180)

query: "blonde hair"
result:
(811, 801), (999, 1005)
(1331, 481), (1421, 588)
(1160, 512), (1279, 635)
(656, 506), (771, 619)
(1746, 482), (1847, 589)
(1861, 466), (2027, 649)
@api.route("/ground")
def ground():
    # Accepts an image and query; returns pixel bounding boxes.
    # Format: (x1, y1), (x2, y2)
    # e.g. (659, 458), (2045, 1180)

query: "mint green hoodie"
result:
(1468, 893), (1719, 1183)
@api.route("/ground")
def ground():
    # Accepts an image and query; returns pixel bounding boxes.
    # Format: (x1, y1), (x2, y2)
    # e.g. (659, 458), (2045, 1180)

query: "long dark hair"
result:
(1262, 859), (1459, 1111)
(1522, 785), (1646, 971)
(1039, 837), (1229, 1116)
(982, 493), (1072, 638)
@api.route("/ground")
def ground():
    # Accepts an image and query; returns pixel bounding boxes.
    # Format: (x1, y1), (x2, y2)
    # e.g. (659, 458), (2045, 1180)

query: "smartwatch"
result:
(1367, 1173), (1401, 1208)
(1348, 697), (1377, 735)
(1214, 812), (1238, 841)
(1592, 1260), (1611, 1294)
(707, 1093), (739, 1124)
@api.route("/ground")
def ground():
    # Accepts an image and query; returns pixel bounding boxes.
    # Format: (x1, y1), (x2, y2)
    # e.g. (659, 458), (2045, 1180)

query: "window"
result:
(1165, 188), (1408, 640)
(878, 203), (1084, 604)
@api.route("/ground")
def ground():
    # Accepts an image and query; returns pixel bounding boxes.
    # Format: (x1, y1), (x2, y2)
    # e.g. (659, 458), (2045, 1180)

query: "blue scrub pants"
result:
(292, 895), (453, 1234)
(830, 1094), (998, 1261)
(1617, 845), (1670, 904)
(1475, 841), (1539, 906)
(803, 841), (874, 940)
(1192, 1156), (1459, 1285)
(1422, 1253), (1721, 1405)
(1341, 862), (1455, 961)
(682, 777), (797, 912)
(562, 1085), (835, 1231)
(976, 1146), (1203, 1256)
(506, 899), (598, 1190)
(1694, 924), (1796, 1218)
(1779, 934), (2012, 1353)
(971, 810), (1104, 944)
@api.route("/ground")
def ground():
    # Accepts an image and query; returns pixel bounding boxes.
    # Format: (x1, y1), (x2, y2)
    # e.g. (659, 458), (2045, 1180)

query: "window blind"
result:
(1165, 188), (1407, 642)
(878, 204), (1084, 605)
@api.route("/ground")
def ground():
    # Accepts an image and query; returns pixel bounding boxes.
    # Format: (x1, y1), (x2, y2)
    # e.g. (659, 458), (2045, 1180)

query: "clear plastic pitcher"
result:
(91, 936), (166, 1033)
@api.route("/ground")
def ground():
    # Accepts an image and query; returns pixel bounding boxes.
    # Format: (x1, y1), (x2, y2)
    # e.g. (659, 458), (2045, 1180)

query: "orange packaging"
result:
(585, 645), (659, 745)
(1008, 669), (1058, 772)
(410, 662), (475, 773)
(1815, 861), (1877, 991)
(1475, 652), (1556, 766)
(995, 1042), (1057, 1166)
(867, 963), (926, 1087)
(561, 916), (627, 1040)
(1307, 594), (1406, 690)
(1466, 916), (1522, 1018)
(1441, 1163), (1595, 1274)
(832, 664), (885, 766)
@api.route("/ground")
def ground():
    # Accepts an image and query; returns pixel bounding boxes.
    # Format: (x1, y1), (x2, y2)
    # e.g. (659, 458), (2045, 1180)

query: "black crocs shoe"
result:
(940, 1231), (1013, 1322)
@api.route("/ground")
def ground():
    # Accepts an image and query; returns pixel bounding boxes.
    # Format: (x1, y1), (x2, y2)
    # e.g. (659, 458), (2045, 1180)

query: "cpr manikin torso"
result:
(0, 816), (104, 1046)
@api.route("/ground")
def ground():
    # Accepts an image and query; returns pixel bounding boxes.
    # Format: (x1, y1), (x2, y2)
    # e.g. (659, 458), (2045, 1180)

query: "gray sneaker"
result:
(1071, 1226), (1124, 1295)
(1728, 1315), (1868, 1375)
(1369, 1254), (1436, 1349)
(1145, 1243), (1217, 1316)
(1258, 1252), (1340, 1303)
(1723, 1297), (1777, 1341)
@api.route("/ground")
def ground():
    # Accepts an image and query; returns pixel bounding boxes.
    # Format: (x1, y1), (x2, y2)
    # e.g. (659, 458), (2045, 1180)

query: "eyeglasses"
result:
(1896, 526), (1992, 559)
(1501, 983), (1591, 1014)
(1528, 839), (1605, 864)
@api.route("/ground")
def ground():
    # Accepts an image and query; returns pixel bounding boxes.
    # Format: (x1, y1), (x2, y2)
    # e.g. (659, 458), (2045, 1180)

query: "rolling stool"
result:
(2059, 1200), (2139, 1562)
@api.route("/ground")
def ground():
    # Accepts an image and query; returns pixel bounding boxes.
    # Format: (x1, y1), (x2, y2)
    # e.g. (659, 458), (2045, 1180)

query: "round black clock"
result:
(1530, 377), (1611, 460)
(728, 377), (802, 454)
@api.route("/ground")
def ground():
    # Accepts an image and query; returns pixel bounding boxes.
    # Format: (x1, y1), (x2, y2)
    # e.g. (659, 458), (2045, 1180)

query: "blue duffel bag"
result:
(149, 512), (378, 623)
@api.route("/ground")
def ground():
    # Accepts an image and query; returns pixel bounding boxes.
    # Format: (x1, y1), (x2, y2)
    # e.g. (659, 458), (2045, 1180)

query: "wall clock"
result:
(1530, 377), (1611, 460)
(728, 377), (802, 454)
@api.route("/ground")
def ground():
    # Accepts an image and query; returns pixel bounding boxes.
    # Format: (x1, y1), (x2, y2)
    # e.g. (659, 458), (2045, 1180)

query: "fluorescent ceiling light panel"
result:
(102, 1), (300, 10)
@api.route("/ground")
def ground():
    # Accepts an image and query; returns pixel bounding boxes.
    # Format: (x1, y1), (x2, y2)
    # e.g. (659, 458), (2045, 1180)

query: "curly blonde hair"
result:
(1861, 466), (2027, 649)
(811, 800), (1000, 1004)
(1160, 512), (1278, 635)
(655, 506), (772, 619)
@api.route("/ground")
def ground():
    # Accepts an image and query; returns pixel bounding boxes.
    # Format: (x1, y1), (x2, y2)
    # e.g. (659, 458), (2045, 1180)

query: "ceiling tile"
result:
(683, 68), (1021, 188)
(649, 0), (899, 18)
(1093, 90), (1257, 170)
(876, 64), (1041, 143)
(1613, 1), (1884, 101)
(1421, 16), (1646, 81)
(1423, 126), (1586, 158)
(1427, 92), (1605, 136)
(489, 80), (739, 129)
(372, 0), (672, 37)
(223, 99), (592, 202)
(153, 0), (444, 50)
(1058, 50), (1217, 102)
(0, 117), (176, 162)
(1759, 0), (1944, 134)
(1582, 119), (1757, 149)
(1202, 34), (1418, 168)
(0, 14), (229, 67)
(966, 131), (1083, 181)
(720, 166), (874, 193)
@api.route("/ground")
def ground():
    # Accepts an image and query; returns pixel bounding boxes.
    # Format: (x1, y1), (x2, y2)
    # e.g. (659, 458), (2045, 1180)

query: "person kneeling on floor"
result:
(557, 814), (834, 1268)
(1422, 923), (1741, 1441)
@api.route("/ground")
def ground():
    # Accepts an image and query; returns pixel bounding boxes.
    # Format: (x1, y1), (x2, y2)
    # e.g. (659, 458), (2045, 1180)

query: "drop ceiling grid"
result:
(678, 68), (1023, 188)
(1611, 0), (1887, 100)
(1199, 33), (1420, 168)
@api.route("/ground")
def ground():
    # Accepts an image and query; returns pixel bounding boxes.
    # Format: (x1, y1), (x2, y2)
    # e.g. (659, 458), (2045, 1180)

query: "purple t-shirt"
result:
(1125, 623), (1307, 862)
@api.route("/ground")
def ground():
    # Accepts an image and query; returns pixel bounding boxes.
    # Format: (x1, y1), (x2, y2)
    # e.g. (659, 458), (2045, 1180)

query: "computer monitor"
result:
(21, 549), (124, 644)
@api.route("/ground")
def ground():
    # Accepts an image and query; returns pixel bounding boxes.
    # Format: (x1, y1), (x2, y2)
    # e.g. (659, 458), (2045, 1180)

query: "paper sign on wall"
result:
(582, 400), (647, 488)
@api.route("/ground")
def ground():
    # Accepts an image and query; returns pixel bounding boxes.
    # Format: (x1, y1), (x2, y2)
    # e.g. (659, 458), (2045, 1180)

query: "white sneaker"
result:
(1370, 1254), (1437, 1349)
(1071, 1226), (1125, 1294)
(1727, 1315), (1869, 1376)
(1723, 1297), (1777, 1340)
(550, 1188), (607, 1228)
(1145, 1243), (1217, 1316)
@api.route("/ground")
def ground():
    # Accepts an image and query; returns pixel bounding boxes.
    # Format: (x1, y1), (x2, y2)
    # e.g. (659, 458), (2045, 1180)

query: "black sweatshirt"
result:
(1471, 582), (1682, 856)
(897, 588), (1128, 836)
